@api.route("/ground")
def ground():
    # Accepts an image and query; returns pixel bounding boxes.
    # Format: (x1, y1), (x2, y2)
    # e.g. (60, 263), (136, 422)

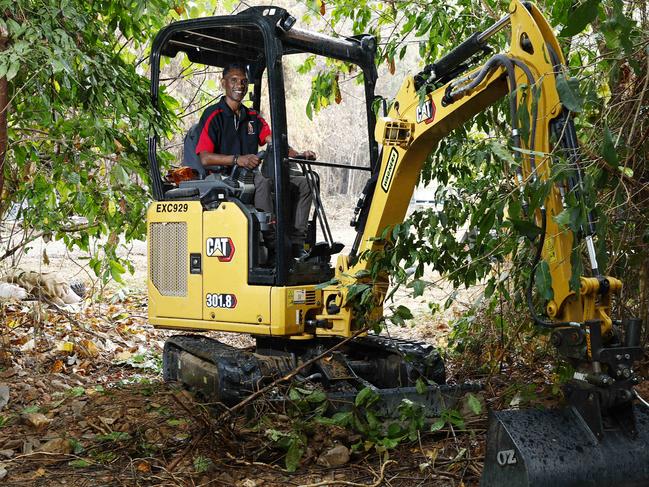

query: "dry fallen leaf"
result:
(136, 460), (151, 473)
(23, 413), (52, 431)
(56, 341), (74, 353)
(39, 438), (72, 455)
(99, 416), (117, 426)
(77, 339), (99, 358)
(114, 351), (132, 361)
(0, 384), (8, 410)
(50, 360), (64, 373)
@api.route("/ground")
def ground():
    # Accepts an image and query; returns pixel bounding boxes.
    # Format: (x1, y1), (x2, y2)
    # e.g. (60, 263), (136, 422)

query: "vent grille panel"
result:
(150, 222), (187, 297)
(305, 290), (316, 305)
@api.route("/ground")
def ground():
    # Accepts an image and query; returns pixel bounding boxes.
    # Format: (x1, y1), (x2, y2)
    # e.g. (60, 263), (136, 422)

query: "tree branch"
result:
(0, 23), (9, 211)
(217, 325), (372, 423)
(1, 223), (98, 261)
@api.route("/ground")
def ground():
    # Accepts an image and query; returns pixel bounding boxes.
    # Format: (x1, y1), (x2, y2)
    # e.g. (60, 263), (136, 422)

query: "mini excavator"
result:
(146, 2), (649, 485)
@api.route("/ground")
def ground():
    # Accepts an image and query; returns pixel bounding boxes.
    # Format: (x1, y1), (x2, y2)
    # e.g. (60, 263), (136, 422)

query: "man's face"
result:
(221, 68), (248, 104)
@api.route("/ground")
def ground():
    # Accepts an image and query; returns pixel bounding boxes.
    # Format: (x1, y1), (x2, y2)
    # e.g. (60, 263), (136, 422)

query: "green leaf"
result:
(69, 459), (92, 468)
(556, 73), (583, 112)
(466, 393), (482, 415)
(193, 455), (211, 473)
(69, 438), (85, 454)
(331, 411), (352, 426)
(68, 386), (85, 397)
(387, 422), (404, 438)
(394, 305), (413, 320)
(109, 260), (126, 282)
(553, 206), (581, 231)
(97, 431), (131, 442)
(560, 0), (600, 37)
(569, 246), (583, 292)
(355, 387), (377, 407)
(489, 141), (514, 164)
(484, 279), (496, 299)
(285, 439), (304, 472)
(112, 165), (130, 186)
(430, 418), (445, 432)
(412, 279), (426, 297)
(535, 261), (554, 301)
(509, 217), (542, 240)
(6, 61), (19, 82)
(619, 166), (633, 178)
(415, 378), (427, 395)
(166, 418), (187, 427)
(306, 390), (327, 404)
(601, 126), (618, 167)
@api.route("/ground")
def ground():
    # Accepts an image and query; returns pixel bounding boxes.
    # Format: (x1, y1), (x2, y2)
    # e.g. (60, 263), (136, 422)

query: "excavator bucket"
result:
(481, 405), (649, 487)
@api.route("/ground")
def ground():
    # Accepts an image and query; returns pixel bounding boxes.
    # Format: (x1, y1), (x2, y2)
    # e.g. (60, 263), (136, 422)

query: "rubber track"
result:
(356, 333), (446, 383)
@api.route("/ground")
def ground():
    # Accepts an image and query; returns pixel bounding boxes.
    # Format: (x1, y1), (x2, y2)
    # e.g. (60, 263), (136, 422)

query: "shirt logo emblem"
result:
(247, 121), (255, 135)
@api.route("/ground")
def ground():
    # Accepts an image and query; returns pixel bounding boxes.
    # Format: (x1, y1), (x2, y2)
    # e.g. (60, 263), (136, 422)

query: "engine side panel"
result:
(148, 201), (203, 320)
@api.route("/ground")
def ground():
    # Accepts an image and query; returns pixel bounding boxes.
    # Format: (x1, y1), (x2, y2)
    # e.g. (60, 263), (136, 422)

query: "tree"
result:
(0, 0), (177, 282)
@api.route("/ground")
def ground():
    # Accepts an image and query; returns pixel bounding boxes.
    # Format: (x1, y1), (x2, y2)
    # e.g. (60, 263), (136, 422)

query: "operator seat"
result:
(182, 123), (206, 179)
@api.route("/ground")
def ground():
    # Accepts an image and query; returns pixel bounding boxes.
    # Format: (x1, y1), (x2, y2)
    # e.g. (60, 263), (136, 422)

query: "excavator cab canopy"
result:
(148, 6), (379, 284)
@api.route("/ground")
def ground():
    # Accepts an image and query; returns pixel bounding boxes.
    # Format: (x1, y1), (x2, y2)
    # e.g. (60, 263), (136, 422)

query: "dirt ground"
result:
(0, 297), (489, 487)
(4, 199), (647, 486)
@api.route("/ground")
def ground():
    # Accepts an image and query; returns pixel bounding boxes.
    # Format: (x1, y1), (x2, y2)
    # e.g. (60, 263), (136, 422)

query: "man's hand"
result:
(237, 154), (261, 169)
(298, 150), (317, 161)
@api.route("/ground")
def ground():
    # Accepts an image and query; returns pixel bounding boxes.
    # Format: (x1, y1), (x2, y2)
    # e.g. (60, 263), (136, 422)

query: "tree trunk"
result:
(0, 24), (8, 208)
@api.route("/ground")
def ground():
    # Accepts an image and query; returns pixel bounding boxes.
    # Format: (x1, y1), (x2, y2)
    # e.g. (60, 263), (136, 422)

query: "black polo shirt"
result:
(195, 97), (270, 172)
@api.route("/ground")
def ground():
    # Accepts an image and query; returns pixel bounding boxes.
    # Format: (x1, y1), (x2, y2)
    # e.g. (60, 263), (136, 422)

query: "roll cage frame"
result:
(148, 6), (378, 284)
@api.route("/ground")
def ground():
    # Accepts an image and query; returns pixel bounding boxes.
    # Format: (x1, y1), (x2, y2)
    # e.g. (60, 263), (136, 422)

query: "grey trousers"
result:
(253, 172), (312, 246)
(289, 175), (312, 244)
(253, 171), (274, 214)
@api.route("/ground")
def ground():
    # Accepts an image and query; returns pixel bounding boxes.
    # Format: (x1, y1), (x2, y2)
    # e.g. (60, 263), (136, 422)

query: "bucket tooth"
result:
(481, 406), (649, 487)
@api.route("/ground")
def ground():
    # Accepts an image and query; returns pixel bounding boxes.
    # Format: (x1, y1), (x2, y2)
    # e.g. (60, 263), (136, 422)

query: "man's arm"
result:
(261, 134), (316, 161)
(199, 151), (261, 170)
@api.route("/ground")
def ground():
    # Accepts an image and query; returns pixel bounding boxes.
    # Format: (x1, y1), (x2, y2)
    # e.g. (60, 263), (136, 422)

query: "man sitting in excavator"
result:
(193, 62), (316, 260)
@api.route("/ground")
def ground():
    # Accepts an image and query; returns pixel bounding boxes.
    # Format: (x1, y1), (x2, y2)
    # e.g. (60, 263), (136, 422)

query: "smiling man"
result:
(195, 63), (274, 213)
(195, 62), (316, 259)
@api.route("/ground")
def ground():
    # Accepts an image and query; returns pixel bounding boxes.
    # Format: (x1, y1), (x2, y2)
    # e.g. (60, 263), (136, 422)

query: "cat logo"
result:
(416, 99), (436, 124)
(206, 237), (235, 262)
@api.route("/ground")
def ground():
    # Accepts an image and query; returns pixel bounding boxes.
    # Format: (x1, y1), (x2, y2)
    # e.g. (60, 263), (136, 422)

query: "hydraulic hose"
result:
(526, 208), (564, 328)
(445, 53), (561, 328)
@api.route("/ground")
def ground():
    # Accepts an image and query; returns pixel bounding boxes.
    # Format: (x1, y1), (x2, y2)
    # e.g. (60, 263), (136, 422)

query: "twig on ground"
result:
(298, 459), (397, 487)
(218, 325), (372, 423)
(165, 431), (207, 473)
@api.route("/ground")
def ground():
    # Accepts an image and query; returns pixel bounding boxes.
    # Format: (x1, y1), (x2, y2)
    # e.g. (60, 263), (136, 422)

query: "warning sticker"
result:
(289, 289), (307, 305)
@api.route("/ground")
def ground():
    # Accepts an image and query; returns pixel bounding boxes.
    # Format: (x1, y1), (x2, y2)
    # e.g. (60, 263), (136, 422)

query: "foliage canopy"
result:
(1, 0), (177, 280)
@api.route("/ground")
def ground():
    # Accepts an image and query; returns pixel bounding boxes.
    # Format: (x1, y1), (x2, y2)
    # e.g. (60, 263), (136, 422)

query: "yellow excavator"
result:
(146, 2), (649, 485)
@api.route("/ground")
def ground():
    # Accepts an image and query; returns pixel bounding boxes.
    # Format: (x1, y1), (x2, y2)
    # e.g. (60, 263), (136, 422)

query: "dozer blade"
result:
(481, 406), (649, 487)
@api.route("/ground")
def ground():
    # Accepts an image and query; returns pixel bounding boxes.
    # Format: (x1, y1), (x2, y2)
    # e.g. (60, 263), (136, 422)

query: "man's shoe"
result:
(291, 244), (308, 260)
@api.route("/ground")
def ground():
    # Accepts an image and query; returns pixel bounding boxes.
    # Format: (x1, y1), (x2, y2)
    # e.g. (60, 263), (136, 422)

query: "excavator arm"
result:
(322, 0), (614, 337)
